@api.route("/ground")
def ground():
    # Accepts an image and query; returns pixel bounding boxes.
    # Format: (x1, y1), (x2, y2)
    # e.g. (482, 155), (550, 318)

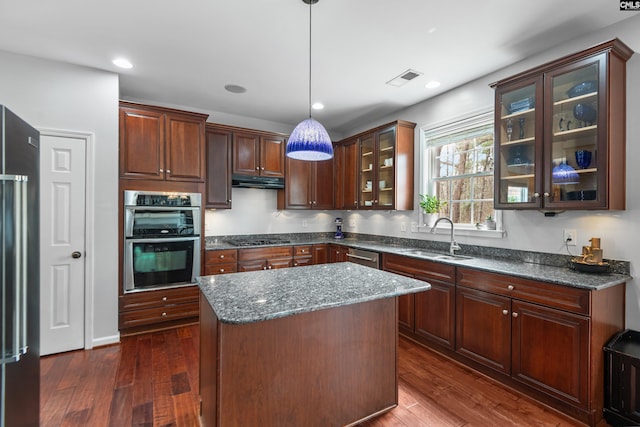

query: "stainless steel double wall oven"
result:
(123, 190), (201, 292)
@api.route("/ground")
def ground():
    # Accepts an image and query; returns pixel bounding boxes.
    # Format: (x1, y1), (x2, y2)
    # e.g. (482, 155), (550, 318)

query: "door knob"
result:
(71, 251), (82, 259)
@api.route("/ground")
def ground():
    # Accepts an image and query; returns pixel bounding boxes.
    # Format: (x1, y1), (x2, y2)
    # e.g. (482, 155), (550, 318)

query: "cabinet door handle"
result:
(261, 167), (265, 171)
(219, 254), (225, 259)
(267, 265), (272, 269)
(543, 192), (550, 197)
(502, 309), (509, 315)
(159, 168), (164, 173)
(512, 312), (519, 318)
(166, 169), (171, 174)
(255, 166), (260, 170)
(162, 296), (167, 301)
(507, 285), (515, 291)
(161, 312), (167, 317)
(220, 268), (225, 273)
(294, 263), (298, 266)
(533, 192), (540, 198)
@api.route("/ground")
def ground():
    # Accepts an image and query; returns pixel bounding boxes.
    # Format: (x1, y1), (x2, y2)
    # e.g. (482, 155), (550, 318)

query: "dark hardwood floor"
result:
(41, 324), (594, 426)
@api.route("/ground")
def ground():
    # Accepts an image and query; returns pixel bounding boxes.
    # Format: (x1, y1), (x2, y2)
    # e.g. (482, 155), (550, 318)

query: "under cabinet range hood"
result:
(231, 174), (285, 189)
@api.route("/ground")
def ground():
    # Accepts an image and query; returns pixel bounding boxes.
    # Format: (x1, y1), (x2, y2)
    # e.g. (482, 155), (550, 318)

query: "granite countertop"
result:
(205, 236), (630, 291)
(197, 262), (430, 324)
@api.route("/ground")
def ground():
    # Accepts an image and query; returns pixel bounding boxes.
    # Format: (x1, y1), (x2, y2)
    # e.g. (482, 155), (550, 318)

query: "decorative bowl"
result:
(573, 103), (597, 124)
(567, 80), (597, 98)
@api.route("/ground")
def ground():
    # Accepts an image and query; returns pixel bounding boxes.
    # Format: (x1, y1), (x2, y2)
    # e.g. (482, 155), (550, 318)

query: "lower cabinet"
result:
(312, 244), (329, 264)
(382, 253), (455, 350)
(292, 245), (313, 267)
(329, 244), (348, 263)
(204, 249), (238, 275)
(119, 286), (200, 334)
(237, 246), (293, 272)
(455, 267), (624, 426)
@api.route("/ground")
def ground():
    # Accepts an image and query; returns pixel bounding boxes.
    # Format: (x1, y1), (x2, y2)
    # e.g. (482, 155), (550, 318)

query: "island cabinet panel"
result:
(382, 253), (456, 350)
(237, 246), (293, 271)
(455, 266), (626, 426)
(204, 249), (237, 275)
(199, 293), (398, 427)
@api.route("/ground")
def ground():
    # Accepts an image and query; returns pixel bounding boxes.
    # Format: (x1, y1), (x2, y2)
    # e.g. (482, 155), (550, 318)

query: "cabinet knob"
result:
(220, 268), (225, 272)
(261, 167), (265, 171)
(159, 168), (164, 173)
(502, 309), (509, 315)
(256, 166), (260, 170)
(512, 312), (519, 318)
(294, 263), (298, 266)
(543, 192), (550, 197)
(533, 192), (540, 198)
(267, 265), (272, 269)
(263, 266), (267, 270)
(507, 285), (515, 291)
(219, 254), (225, 259)
(227, 199), (231, 203)
(166, 169), (171, 174)
(162, 312), (167, 317)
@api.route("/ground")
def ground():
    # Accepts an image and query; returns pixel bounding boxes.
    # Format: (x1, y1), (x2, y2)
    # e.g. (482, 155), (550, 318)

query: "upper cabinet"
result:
(334, 138), (359, 210)
(205, 125), (232, 209)
(356, 120), (415, 210)
(277, 157), (334, 210)
(119, 101), (208, 182)
(232, 132), (285, 178)
(492, 39), (632, 210)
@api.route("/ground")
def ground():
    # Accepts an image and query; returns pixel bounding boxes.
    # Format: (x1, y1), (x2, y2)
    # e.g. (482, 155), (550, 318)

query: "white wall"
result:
(0, 50), (120, 346)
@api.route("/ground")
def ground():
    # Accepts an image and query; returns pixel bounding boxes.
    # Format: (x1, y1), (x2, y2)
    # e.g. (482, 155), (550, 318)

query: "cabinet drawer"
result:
(119, 286), (199, 312)
(238, 246), (293, 261)
(293, 256), (313, 267)
(457, 267), (590, 315)
(204, 262), (237, 275)
(294, 245), (312, 256)
(382, 253), (455, 283)
(205, 249), (238, 264)
(119, 301), (200, 329)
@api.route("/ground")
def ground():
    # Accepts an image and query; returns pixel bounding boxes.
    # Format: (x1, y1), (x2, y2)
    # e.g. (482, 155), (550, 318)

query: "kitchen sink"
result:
(398, 249), (472, 261)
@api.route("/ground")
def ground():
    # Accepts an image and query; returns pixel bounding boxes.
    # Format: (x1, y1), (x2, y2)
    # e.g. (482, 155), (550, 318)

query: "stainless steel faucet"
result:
(430, 217), (461, 255)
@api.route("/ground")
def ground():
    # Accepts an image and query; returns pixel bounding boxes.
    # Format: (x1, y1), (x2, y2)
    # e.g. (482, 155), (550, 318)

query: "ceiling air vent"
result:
(386, 69), (423, 87)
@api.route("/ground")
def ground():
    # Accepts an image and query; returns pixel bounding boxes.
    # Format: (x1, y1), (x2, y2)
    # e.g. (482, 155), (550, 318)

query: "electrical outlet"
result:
(563, 229), (577, 246)
(400, 222), (407, 232)
(410, 222), (418, 233)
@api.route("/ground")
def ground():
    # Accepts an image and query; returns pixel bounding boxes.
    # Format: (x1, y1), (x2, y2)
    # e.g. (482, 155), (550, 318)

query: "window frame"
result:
(419, 110), (504, 238)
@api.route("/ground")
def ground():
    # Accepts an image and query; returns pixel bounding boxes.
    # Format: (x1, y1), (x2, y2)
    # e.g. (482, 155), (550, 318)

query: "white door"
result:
(40, 133), (86, 355)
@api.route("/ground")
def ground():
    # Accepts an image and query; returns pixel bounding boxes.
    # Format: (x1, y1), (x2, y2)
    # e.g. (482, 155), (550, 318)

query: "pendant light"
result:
(285, 0), (334, 161)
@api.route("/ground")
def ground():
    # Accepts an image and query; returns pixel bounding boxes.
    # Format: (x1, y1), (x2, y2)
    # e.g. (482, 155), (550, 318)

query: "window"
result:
(422, 111), (496, 229)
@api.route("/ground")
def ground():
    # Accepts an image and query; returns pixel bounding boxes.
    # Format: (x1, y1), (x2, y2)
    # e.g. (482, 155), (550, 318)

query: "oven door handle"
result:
(125, 236), (200, 244)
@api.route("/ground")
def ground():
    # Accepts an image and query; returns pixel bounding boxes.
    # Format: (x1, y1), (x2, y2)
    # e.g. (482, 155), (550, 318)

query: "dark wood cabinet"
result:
(328, 244), (348, 263)
(237, 246), (293, 272)
(205, 126), (232, 209)
(232, 131), (285, 178)
(277, 157), (334, 209)
(118, 286), (200, 334)
(356, 121), (415, 210)
(455, 266), (624, 426)
(204, 249), (237, 275)
(292, 245), (313, 267)
(334, 138), (359, 210)
(492, 39), (632, 210)
(119, 101), (208, 182)
(312, 244), (329, 265)
(383, 253), (456, 350)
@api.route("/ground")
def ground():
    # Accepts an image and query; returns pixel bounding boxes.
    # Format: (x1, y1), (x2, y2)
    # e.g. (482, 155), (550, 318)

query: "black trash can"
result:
(604, 329), (640, 426)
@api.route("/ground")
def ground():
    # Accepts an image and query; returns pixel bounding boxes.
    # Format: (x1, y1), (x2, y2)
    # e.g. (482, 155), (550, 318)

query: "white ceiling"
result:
(0, 1), (637, 135)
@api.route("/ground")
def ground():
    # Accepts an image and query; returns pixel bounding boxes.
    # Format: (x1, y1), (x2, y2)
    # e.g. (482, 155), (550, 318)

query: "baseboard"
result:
(91, 333), (121, 349)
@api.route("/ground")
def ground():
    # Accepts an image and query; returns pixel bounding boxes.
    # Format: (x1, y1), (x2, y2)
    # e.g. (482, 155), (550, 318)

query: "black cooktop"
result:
(224, 237), (290, 247)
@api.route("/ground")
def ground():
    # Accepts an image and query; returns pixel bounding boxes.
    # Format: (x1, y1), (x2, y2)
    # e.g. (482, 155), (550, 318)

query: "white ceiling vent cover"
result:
(386, 69), (423, 87)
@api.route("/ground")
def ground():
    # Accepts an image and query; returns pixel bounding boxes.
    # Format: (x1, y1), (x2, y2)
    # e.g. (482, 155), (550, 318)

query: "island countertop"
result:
(197, 262), (431, 324)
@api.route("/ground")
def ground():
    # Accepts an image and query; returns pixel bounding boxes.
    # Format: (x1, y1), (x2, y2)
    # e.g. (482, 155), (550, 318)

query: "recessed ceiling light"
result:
(425, 80), (441, 89)
(224, 84), (247, 94)
(311, 102), (324, 110)
(112, 58), (133, 69)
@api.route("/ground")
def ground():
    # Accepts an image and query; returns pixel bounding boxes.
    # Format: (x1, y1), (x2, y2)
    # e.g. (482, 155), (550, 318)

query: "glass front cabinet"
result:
(357, 120), (415, 210)
(493, 39), (632, 211)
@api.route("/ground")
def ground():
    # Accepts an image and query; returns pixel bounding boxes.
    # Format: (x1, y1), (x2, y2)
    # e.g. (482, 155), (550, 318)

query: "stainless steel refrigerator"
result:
(1, 105), (39, 427)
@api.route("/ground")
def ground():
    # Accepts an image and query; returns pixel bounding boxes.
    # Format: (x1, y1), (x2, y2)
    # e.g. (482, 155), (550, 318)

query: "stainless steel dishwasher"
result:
(346, 248), (380, 269)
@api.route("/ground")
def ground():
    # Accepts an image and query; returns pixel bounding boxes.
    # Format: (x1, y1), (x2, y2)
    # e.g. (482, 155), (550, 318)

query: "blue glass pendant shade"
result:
(286, 117), (334, 161)
(552, 161), (580, 185)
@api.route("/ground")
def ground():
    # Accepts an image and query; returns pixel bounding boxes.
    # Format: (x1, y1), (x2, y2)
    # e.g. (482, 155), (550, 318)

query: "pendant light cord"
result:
(307, 0), (312, 119)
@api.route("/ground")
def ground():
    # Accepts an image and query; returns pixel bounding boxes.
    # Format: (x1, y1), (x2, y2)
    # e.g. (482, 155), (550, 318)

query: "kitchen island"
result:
(198, 262), (431, 427)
